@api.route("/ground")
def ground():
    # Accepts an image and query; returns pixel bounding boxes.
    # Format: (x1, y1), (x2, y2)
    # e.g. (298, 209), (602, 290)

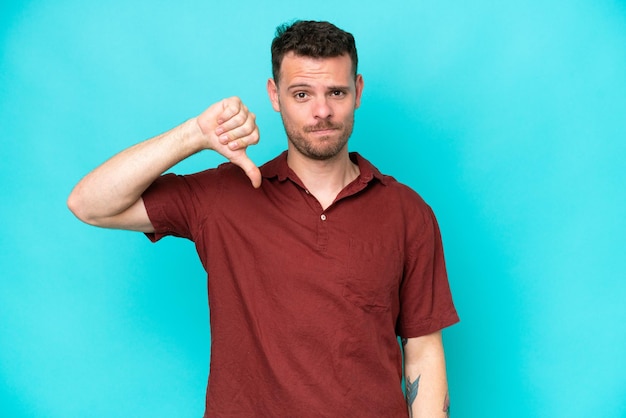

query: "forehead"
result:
(278, 52), (354, 89)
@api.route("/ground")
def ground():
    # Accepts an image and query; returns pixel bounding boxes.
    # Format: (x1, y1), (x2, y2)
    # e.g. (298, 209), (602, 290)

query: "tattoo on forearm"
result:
(405, 374), (420, 417)
(443, 392), (450, 417)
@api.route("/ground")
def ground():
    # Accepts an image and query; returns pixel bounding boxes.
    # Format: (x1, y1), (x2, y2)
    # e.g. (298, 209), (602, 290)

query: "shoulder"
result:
(386, 178), (429, 208)
(145, 162), (252, 207)
(356, 154), (432, 215)
(354, 153), (428, 202)
(383, 178), (435, 228)
(355, 154), (436, 229)
(169, 161), (250, 189)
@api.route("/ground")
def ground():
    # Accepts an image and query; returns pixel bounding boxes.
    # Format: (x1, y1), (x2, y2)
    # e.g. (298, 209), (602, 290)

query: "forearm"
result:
(67, 118), (203, 225)
(403, 332), (451, 418)
(68, 97), (261, 230)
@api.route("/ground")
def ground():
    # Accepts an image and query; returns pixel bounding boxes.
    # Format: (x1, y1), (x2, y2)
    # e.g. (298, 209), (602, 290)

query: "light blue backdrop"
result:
(2, 0), (625, 417)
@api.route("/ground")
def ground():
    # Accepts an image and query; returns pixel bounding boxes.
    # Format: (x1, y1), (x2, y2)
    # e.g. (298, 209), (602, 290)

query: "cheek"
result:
(280, 110), (299, 133)
(282, 106), (307, 126)
(336, 106), (354, 122)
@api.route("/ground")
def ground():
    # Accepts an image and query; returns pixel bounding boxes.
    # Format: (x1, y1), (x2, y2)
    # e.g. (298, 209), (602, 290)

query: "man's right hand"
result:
(196, 97), (262, 188)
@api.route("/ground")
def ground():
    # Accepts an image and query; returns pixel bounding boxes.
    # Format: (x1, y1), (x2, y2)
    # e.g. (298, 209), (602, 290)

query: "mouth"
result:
(306, 124), (341, 135)
(310, 128), (337, 134)
(303, 120), (344, 139)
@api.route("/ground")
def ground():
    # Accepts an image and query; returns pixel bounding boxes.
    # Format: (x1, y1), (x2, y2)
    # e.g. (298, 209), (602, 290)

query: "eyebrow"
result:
(287, 83), (350, 91)
(287, 83), (313, 91)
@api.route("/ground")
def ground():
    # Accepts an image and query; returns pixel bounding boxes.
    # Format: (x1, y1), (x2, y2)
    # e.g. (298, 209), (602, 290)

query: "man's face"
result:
(267, 52), (364, 161)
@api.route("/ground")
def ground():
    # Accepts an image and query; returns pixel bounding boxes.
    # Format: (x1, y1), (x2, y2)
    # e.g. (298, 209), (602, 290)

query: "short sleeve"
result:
(396, 205), (459, 338)
(142, 169), (221, 242)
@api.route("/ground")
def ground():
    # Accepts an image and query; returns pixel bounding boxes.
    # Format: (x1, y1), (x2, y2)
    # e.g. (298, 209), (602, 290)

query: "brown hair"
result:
(271, 20), (358, 84)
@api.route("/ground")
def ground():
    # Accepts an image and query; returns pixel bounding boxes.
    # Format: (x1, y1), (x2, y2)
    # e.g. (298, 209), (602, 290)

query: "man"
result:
(68, 20), (459, 417)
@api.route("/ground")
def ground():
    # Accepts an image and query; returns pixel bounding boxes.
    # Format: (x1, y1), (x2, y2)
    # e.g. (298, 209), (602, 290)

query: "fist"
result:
(196, 97), (262, 187)
(197, 96), (260, 151)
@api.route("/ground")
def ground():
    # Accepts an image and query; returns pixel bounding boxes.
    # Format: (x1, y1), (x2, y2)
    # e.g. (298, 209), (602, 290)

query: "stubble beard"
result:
(282, 116), (355, 161)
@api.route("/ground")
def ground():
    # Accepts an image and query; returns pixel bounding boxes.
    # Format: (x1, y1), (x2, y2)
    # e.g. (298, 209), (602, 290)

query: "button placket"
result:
(317, 210), (329, 251)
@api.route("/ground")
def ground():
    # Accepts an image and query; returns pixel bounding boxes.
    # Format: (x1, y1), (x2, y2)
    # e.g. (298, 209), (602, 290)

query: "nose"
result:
(313, 97), (333, 119)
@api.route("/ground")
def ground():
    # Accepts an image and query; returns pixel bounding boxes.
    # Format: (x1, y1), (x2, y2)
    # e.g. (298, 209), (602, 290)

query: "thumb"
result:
(231, 152), (262, 188)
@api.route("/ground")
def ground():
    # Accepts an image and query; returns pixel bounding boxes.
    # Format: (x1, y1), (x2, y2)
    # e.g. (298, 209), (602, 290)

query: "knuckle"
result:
(233, 112), (246, 124)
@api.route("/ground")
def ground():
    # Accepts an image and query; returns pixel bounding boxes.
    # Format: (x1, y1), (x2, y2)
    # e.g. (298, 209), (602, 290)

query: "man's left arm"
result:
(402, 331), (451, 418)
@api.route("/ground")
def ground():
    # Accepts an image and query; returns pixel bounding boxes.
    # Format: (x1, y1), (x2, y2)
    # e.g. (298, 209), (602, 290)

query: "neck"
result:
(287, 148), (360, 210)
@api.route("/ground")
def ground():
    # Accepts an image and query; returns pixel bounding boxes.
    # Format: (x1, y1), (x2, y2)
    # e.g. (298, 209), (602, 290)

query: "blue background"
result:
(2, 0), (625, 416)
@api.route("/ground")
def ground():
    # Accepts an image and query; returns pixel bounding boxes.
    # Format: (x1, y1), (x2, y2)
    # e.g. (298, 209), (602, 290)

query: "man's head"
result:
(267, 20), (364, 161)
(271, 20), (358, 85)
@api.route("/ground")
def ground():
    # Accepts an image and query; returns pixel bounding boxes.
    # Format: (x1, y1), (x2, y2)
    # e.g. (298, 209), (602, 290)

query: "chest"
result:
(198, 182), (408, 314)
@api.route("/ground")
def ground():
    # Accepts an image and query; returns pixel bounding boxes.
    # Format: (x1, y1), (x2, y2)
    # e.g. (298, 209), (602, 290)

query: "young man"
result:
(68, 20), (459, 417)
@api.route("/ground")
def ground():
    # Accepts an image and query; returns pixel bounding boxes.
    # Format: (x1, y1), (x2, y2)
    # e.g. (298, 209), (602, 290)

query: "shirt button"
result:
(320, 214), (327, 221)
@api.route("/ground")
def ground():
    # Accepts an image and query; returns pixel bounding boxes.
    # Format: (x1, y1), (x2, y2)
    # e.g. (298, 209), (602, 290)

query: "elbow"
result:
(67, 188), (97, 226)
(67, 189), (85, 222)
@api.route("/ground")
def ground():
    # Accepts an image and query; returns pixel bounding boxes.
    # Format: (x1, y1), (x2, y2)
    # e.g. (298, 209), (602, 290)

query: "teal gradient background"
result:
(2, 1), (625, 416)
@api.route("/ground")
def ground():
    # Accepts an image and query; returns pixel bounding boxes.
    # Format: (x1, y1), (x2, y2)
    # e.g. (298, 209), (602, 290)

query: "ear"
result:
(267, 78), (281, 112)
(354, 74), (364, 109)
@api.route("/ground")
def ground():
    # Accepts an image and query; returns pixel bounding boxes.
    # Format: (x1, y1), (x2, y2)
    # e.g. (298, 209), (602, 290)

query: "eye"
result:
(294, 92), (308, 100)
(330, 90), (346, 98)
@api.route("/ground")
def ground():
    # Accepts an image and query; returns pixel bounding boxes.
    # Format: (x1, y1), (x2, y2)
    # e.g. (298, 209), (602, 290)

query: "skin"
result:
(268, 52), (362, 162)
(267, 52), (364, 209)
(268, 54), (452, 416)
(68, 49), (451, 417)
(66, 98), (260, 231)
(403, 331), (451, 417)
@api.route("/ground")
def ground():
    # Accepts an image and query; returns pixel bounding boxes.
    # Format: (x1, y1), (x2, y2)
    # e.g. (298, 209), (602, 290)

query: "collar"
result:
(260, 151), (389, 187)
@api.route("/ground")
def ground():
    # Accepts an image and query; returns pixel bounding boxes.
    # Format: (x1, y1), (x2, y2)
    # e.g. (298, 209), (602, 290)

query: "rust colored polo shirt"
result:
(143, 151), (459, 417)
